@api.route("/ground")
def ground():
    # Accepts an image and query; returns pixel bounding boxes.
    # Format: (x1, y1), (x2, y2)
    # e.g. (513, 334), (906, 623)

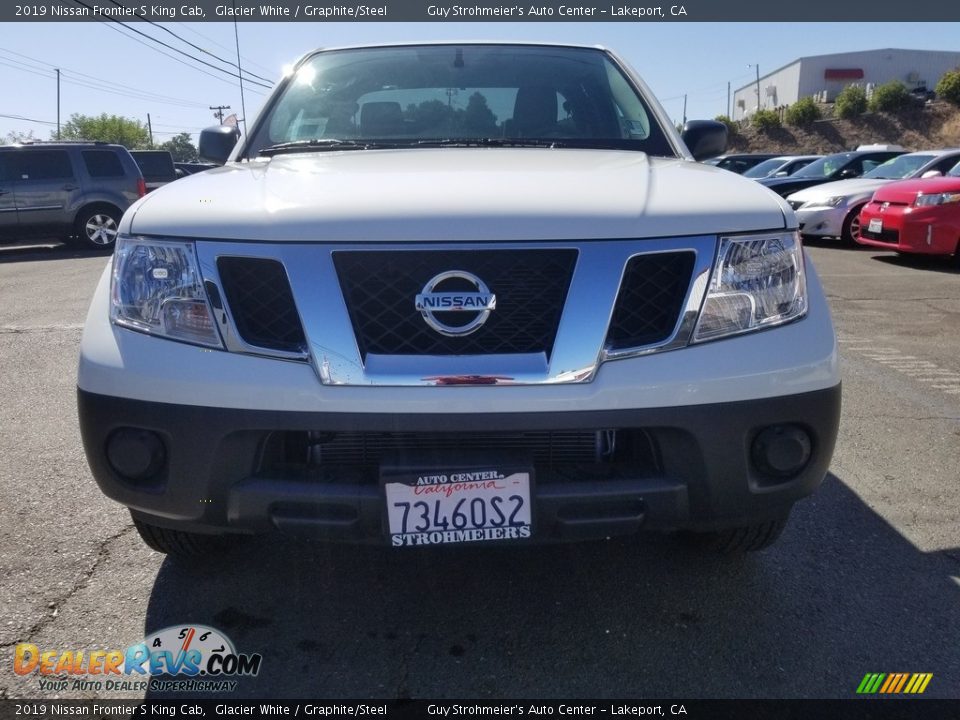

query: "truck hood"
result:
(126, 148), (788, 241)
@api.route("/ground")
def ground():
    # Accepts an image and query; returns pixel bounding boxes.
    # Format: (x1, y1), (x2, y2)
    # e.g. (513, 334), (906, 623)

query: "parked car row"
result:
(0, 142), (212, 250)
(707, 147), (960, 261)
(789, 149), (960, 243)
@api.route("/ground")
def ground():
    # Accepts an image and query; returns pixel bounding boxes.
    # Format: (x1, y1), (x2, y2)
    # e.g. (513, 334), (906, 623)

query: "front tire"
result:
(685, 513), (790, 554)
(133, 515), (233, 560)
(72, 205), (121, 250)
(841, 204), (866, 244)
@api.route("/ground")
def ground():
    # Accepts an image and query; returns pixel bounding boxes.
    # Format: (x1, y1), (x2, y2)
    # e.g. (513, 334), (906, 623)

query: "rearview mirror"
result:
(681, 120), (728, 161)
(199, 125), (241, 165)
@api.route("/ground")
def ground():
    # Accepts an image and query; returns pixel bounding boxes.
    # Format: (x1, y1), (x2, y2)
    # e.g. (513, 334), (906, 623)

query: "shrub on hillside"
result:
(936, 68), (960, 106)
(785, 97), (821, 126)
(869, 81), (910, 112)
(835, 85), (867, 118)
(714, 114), (738, 134)
(751, 109), (781, 131)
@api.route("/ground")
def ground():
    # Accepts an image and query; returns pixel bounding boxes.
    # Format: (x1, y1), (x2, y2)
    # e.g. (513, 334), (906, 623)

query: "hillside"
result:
(726, 102), (960, 154)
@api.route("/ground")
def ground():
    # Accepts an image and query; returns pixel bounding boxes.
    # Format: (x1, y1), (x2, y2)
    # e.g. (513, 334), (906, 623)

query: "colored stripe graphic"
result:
(857, 673), (932, 694)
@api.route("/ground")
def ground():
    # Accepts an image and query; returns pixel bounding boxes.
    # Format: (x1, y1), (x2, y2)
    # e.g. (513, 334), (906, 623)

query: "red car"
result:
(858, 164), (960, 258)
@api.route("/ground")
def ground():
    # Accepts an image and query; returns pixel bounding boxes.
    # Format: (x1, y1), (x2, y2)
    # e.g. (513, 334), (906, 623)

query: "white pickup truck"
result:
(77, 42), (840, 558)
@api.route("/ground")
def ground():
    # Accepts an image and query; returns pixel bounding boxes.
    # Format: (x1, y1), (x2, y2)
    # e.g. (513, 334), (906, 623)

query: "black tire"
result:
(841, 204), (867, 244)
(72, 204), (122, 250)
(685, 514), (790, 555)
(132, 515), (233, 559)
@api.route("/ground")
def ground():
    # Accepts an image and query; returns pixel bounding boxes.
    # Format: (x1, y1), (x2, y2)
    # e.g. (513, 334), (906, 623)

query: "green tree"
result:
(159, 132), (199, 162)
(935, 68), (960, 106)
(869, 81), (910, 112)
(751, 109), (781, 131)
(57, 113), (150, 148)
(834, 85), (868, 119)
(460, 92), (498, 135)
(785, 97), (821, 126)
(4, 129), (36, 143)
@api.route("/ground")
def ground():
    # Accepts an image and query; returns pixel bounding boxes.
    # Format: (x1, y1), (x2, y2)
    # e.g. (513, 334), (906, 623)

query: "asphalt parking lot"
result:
(0, 239), (957, 700)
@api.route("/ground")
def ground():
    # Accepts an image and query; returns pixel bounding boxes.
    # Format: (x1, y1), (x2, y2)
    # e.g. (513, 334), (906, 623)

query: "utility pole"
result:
(147, 113), (154, 147)
(754, 64), (761, 111)
(682, 94), (687, 125)
(232, 5), (247, 135)
(727, 81), (730, 118)
(56, 68), (61, 140)
(210, 105), (231, 124)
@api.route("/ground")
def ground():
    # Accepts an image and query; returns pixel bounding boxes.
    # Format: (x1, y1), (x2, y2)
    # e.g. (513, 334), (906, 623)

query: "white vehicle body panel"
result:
(78, 257), (837, 412)
(124, 150), (790, 242)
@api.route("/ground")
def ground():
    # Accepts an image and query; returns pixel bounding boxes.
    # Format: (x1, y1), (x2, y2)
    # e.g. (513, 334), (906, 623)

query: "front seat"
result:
(360, 102), (403, 137)
(508, 86), (559, 138)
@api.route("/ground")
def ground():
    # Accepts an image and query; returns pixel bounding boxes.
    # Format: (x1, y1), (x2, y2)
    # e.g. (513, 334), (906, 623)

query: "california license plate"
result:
(868, 218), (882, 234)
(383, 465), (532, 547)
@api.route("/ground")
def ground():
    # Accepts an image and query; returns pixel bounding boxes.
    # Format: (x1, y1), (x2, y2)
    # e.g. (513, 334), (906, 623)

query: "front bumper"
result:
(858, 203), (960, 255)
(795, 205), (846, 238)
(79, 385), (841, 543)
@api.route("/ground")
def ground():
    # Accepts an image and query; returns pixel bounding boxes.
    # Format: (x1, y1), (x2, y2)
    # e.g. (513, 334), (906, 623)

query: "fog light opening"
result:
(106, 428), (166, 482)
(752, 425), (812, 479)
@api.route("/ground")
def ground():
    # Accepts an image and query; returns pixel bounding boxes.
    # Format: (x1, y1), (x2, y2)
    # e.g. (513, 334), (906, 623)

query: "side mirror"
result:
(199, 125), (241, 165)
(774, 170), (789, 177)
(920, 170), (942, 179)
(681, 120), (728, 161)
(837, 168), (858, 179)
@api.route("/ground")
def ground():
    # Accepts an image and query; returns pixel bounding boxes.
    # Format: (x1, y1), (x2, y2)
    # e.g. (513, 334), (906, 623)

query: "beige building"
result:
(732, 48), (960, 119)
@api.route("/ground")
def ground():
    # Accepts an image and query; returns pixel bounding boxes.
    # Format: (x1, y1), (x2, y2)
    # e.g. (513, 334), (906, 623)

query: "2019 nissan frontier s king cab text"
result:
(76, 43), (841, 558)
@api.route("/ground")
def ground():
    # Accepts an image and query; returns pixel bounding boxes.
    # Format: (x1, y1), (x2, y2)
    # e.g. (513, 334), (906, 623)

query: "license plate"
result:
(383, 466), (532, 547)
(868, 218), (882, 234)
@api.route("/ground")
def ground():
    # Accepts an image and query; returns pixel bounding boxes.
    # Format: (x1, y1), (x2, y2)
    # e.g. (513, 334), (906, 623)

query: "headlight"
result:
(693, 232), (807, 343)
(800, 195), (845, 209)
(110, 236), (223, 348)
(915, 192), (960, 207)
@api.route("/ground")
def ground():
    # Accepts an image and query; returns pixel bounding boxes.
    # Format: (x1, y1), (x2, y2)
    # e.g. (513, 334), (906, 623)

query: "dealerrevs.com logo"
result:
(14, 625), (262, 693)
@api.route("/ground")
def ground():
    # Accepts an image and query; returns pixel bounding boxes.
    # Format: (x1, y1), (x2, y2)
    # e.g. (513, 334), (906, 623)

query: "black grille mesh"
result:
(217, 257), (306, 353)
(605, 252), (696, 350)
(333, 250), (577, 358)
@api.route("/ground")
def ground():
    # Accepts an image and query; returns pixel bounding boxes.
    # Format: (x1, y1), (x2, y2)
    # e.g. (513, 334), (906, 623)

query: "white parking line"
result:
(846, 344), (960, 401)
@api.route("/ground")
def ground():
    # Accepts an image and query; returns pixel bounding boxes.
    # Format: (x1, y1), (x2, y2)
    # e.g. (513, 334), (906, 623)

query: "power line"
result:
(93, 17), (267, 97)
(172, 22), (276, 76)
(0, 113), (58, 126)
(0, 47), (211, 109)
(71, 0), (272, 91)
(104, 0), (275, 85)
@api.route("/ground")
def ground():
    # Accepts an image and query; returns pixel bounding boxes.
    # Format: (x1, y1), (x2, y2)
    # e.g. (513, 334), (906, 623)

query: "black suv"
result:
(0, 142), (144, 250)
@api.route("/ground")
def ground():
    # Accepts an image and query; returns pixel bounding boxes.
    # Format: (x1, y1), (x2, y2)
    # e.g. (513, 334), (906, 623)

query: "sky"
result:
(1, 21), (959, 143)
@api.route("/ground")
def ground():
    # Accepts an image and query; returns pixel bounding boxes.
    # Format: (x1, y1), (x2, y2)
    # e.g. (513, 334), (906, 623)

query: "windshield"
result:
(743, 158), (788, 178)
(245, 45), (674, 157)
(791, 153), (853, 179)
(863, 154), (934, 179)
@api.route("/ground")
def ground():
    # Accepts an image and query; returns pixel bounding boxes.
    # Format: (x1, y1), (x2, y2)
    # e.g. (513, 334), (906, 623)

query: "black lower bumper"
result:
(78, 385), (841, 543)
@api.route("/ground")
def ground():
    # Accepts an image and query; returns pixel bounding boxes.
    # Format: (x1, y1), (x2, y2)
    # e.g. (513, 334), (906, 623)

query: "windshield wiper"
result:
(258, 139), (393, 156)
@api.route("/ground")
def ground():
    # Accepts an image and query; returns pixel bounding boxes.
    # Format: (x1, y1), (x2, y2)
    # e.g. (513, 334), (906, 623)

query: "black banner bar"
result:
(3, 0), (960, 22)
(2, 700), (960, 720)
